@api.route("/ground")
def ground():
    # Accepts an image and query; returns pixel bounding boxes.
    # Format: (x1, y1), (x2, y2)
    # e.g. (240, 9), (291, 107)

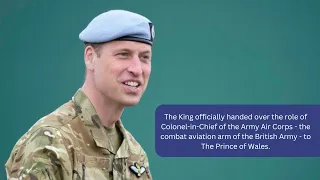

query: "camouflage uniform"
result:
(5, 89), (152, 180)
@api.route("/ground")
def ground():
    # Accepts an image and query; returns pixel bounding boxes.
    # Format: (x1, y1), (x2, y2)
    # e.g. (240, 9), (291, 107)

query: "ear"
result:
(84, 45), (97, 71)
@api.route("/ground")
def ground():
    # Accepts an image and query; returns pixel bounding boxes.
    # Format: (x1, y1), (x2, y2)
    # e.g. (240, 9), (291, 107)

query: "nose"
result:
(127, 56), (143, 76)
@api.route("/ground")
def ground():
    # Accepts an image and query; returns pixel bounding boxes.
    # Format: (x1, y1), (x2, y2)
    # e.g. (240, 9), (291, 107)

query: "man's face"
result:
(86, 40), (152, 107)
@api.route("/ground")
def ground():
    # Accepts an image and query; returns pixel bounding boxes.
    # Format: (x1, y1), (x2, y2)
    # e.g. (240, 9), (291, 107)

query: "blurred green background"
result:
(1, 0), (319, 179)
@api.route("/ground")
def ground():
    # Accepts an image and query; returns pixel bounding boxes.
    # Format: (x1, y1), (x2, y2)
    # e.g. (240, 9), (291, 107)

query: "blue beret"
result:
(79, 10), (155, 46)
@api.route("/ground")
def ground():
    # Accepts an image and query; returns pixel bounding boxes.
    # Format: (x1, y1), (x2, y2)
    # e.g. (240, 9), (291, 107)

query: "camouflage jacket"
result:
(5, 89), (152, 180)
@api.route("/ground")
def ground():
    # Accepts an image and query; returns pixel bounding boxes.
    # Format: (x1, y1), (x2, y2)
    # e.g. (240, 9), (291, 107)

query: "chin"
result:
(123, 100), (140, 106)
(121, 96), (141, 107)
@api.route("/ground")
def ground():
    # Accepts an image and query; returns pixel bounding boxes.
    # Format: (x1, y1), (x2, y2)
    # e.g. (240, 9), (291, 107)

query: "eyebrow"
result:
(115, 48), (151, 54)
(140, 50), (151, 54)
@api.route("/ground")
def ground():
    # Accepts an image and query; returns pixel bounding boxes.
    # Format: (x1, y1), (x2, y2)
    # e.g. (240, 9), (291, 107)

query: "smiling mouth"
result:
(123, 81), (140, 88)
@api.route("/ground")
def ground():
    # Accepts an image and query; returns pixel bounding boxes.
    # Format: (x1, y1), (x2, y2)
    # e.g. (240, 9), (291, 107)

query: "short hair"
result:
(83, 42), (104, 80)
(84, 42), (104, 57)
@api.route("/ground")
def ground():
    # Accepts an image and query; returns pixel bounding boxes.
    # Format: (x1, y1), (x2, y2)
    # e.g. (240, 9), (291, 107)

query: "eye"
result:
(117, 52), (129, 58)
(140, 55), (151, 62)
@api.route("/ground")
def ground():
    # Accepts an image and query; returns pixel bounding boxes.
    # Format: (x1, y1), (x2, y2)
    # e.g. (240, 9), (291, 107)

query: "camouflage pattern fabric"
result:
(5, 89), (152, 180)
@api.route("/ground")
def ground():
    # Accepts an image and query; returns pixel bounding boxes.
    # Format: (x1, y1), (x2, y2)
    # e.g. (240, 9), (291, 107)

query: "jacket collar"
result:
(71, 88), (139, 158)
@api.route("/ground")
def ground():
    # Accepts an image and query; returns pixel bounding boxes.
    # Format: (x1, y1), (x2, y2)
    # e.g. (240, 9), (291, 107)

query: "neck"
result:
(81, 80), (124, 128)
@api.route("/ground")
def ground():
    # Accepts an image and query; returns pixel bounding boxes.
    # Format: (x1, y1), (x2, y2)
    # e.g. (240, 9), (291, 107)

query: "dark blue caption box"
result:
(155, 105), (320, 157)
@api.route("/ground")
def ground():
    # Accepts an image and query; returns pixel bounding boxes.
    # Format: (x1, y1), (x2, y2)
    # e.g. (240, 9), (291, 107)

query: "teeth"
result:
(125, 81), (139, 87)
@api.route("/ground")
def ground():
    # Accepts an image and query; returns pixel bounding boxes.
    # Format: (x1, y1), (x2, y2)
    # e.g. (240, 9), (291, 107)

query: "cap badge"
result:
(149, 23), (155, 41)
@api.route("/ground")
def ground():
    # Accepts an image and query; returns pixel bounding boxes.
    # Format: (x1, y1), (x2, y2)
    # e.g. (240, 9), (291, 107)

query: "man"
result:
(5, 9), (155, 180)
